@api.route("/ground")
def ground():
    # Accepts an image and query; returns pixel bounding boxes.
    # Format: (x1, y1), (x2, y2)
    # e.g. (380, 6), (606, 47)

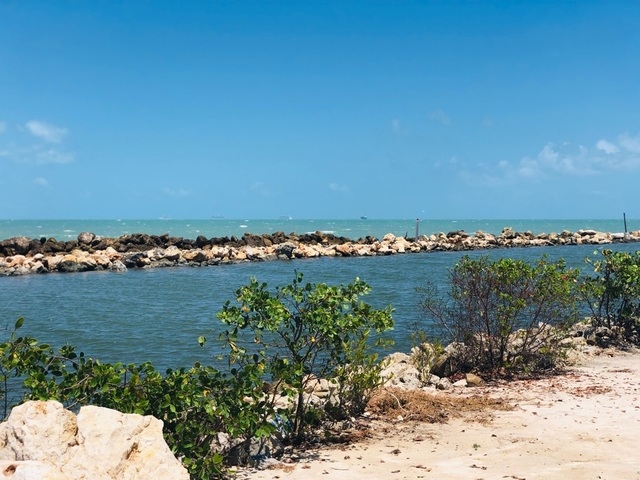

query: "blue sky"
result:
(1, 1), (639, 220)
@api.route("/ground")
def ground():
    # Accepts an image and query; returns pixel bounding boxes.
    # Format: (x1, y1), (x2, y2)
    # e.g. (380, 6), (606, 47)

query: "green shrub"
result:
(216, 272), (394, 442)
(420, 255), (580, 375)
(330, 326), (392, 419)
(580, 249), (640, 343)
(409, 324), (443, 385)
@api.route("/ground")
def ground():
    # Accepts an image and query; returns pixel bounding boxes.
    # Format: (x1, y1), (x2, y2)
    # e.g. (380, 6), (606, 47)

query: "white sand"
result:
(240, 348), (640, 480)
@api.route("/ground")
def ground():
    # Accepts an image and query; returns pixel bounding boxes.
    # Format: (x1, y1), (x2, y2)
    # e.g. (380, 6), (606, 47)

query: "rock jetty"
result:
(1, 228), (639, 276)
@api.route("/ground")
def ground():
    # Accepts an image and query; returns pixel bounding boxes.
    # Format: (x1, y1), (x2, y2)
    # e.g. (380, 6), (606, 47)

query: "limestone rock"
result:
(334, 243), (353, 256)
(465, 373), (485, 387)
(0, 460), (66, 480)
(182, 249), (208, 262)
(110, 260), (127, 272)
(161, 245), (181, 261)
(0, 401), (188, 480)
(436, 378), (453, 390)
(381, 352), (423, 389)
(0, 401), (78, 461)
(77, 232), (96, 245)
(6, 255), (26, 268)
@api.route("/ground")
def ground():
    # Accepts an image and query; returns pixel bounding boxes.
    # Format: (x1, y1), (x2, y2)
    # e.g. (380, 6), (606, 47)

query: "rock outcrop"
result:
(0, 401), (188, 480)
(1, 228), (639, 276)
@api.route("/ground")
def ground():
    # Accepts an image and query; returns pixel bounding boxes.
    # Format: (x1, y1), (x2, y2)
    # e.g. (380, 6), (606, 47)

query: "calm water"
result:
(2, 219), (640, 371)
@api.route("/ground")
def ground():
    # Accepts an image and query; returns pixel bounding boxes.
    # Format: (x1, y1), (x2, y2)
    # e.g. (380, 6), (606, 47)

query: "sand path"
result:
(240, 348), (640, 480)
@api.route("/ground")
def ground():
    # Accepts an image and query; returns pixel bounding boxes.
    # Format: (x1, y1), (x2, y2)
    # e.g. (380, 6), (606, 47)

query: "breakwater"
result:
(1, 228), (639, 276)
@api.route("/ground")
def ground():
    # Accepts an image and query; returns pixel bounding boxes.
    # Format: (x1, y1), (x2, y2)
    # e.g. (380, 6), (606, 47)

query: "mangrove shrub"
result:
(420, 255), (580, 375)
(580, 249), (640, 343)
(216, 272), (394, 442)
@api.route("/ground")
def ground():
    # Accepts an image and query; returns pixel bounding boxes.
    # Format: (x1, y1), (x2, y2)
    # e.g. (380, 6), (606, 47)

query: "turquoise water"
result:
(0, 218), (636, 242)
(2, 218), (640, 371)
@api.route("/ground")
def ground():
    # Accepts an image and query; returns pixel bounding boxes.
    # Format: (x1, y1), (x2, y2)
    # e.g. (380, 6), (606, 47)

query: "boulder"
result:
(465, 373), (485, 387)
(29, 261), (48, 274)
(436, 378), (452, 390)
(334, 244), (353, 256)
(110, 260), (127, 272)
(0, 237), (31, 256)
(381, 352), (423, 389)
(6, 255), (26, 268)
(57, 255), (83, 273)
(77, 232), (96, 245)
(161, 245), (181, 261)
(500, 227), (516, 239)
(275, 243), (295, 259)
(0, 400), (188, 480)
(182, 249), (208, 262)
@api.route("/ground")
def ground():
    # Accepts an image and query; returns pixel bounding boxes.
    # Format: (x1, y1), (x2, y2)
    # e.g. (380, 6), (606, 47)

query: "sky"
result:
(1, 1), (639, 220)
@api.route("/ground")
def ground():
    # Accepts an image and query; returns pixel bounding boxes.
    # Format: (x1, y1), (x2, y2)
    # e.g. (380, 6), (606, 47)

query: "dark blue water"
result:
(2, 243), (639, 371)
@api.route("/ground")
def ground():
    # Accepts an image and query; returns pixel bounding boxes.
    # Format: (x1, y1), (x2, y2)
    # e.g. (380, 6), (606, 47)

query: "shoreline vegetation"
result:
(1, 227), (640, 276)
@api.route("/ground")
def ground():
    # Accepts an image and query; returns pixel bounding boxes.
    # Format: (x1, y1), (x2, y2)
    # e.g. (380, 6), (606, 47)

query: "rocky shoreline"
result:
(1, 227), (639, 276)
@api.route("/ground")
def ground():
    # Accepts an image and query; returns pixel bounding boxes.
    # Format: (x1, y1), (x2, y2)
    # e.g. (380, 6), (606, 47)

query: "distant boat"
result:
(360, 216), (368, 220)
(279, 215), (293, 220)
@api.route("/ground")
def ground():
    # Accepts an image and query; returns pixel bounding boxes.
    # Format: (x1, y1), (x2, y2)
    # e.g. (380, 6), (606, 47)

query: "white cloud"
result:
(329, 182), (348, 193)
(35, 148), (74, 165)
(596, 139), (619, 154)
(0, 119), (75, 166)
(0, 145), (74, 165)
(429, 109), (451, 126)
(33, 177), (48, 186)
(459, 133), (640, 188)
(619, 133), (640, 154)
(517, 158), (539, 178)
(509, 142), (597, 179)
(26, 120), (68, 143)
(163, 187), (192, 197)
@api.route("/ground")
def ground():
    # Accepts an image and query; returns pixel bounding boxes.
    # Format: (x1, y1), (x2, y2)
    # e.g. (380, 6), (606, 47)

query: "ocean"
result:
(1, 218), (638, 372)
(0, 217), (636, 242)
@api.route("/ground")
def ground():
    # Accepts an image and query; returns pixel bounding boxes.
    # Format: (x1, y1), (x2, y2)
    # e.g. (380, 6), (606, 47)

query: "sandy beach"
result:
(240, 347), (640, 480)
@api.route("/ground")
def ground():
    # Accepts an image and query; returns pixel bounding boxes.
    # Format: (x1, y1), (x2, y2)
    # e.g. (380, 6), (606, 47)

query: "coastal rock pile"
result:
(0, 400), (189, 480)
(1, 228), (639, 276)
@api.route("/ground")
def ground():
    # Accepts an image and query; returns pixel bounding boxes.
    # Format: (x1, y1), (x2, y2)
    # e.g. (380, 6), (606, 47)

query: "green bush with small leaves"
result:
(420, 255), (580, 375)
(216, 272), (394, 442)
(580, 249), (640, 343)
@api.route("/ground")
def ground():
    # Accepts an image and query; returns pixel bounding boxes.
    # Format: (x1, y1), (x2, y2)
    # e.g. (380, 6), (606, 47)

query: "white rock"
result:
(0, 460), (66, 480)
(161, 245), (181, 261)
(0, 401), (188, 480)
